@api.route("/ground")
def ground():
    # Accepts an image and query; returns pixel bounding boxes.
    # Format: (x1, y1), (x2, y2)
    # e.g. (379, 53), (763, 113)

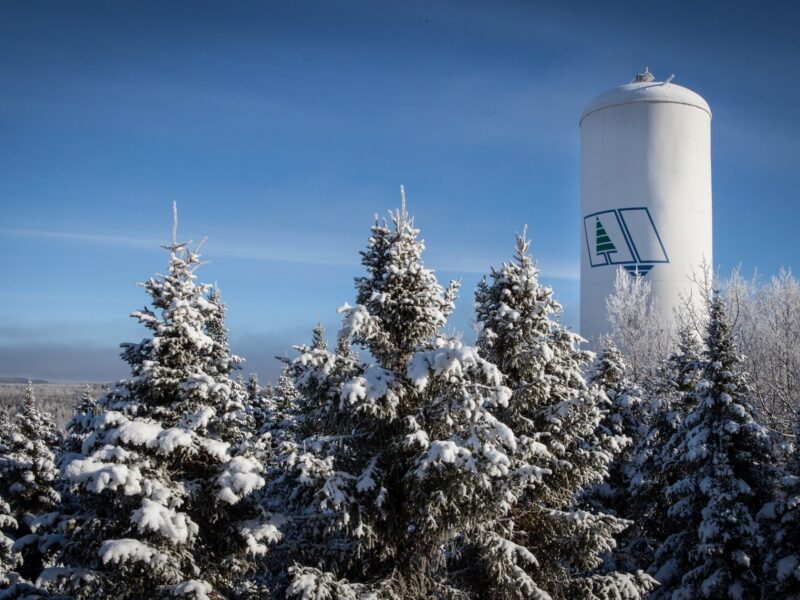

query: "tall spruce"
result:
(626, 323), (703, 572)
(311, 322), (328, 351)
(758, 420), (800, 597)
(277, 189), (549, 599)
(52, 209), (278, 599)
(274, 365), (300, 414)
(473, 230), (654, 598)
(649, 294), (777, 598)
(0, 383), (61, 592)
(582, 336), (646, 573)
(247, 373), (260, 403)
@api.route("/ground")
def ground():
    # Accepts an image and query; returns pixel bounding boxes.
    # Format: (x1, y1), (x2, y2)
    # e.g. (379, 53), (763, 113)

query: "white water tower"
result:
(579, 68), (712, 343)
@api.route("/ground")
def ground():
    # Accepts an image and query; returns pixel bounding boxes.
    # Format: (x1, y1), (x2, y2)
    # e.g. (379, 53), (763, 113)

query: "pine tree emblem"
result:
(595, 217), (617, 263)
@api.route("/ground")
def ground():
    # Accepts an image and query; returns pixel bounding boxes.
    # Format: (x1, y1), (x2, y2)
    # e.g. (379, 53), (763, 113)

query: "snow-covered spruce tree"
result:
(758, 428), (800, 598)
(0, 495), (20, 589)
(61, 385), (100, 456)
(243, 372), (274, 437)
(0, 382), (61, 591)
(311, 322), (328, 351)
(582, 336), (647, 572)
(53, 213), (277, 599)
(0, 412), (23, 589)
(473, 230), (654, 598)
(274, 365), (300, 414)
(205, 285), (255, 447)
(625, 323), (703, 572)
(649, 294), (778, 599)
(206, 285), (244, 376)
(247, 373), (260, 404)
(278, 189), (548, 599)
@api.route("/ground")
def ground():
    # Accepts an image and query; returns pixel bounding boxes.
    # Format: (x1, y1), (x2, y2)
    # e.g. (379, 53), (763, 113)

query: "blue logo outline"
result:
(583, 206), (669, 276)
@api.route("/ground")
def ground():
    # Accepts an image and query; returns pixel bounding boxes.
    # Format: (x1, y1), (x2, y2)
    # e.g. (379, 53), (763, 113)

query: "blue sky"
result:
(1, 0), (798, 382)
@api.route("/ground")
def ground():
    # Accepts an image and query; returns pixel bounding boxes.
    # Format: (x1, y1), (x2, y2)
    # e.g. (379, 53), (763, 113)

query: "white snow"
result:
(99, 538), (167, 566)
(172, 579), (213, 599)
(131, 498), (197, 545)
(216, 456), (265, 504)
(240, 518), (283, 556)
(415, 440), (476, 477)
(407, 339), (503, 390)
(63, 456), (143, 496)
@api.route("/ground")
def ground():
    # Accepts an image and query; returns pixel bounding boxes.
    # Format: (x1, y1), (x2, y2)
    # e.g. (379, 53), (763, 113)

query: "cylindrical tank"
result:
(579, 69), (712, 343)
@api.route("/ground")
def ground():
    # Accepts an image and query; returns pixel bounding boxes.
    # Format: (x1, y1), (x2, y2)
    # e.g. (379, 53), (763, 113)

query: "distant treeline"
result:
(0, 383), (108, 429)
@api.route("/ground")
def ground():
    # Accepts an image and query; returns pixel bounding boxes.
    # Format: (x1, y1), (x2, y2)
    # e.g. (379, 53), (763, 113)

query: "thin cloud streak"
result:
(2, 226), (580, 280)
(0, 227), (162, 249)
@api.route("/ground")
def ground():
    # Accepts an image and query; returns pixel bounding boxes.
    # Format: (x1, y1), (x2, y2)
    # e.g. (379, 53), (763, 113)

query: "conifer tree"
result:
(590, 337), (644, 454)
(582, 337), (646, 573)
(311, 321), (328, 351)
(0, 412), (23, 588)
(649, 295), (777, 598)
(53, 209), (278, 599)
(0, 383), (61, 590)
(626, 323), (703, 571)
(473, 230), (654, 598)
(758, 432), (800, 598)
(205, 286), (253, 446)
(206, 285), (243, 376)
(247, 373), (260, 403)
(243, 372), (274, 436)
(62, 385), (100, 456)
(278, 189), (546, 599)
(274, 365), (300, 414)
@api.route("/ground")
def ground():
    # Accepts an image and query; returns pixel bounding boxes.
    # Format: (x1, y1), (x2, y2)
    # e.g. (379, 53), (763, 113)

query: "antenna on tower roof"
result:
(633, 67), (655, 83)
(663, 74), (675, 85)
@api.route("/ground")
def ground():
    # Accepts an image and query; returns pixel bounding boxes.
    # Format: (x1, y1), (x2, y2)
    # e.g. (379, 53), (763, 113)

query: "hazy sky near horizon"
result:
(1, 0), (798, 382)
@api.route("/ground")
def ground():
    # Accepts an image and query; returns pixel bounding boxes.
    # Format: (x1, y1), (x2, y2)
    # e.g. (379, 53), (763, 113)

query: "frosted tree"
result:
(243, 372), (274, 437)
(53, 210), (278, 599)
(724, 268), (800, 436)
(205, 285), (253, 446)
(0, 383), (61, 590)
(581, 337), (647, 572)
(626, 323), (703, 572)
(590, 337), (644, 452)
(606, 268), (671, 391)
(649, 294), (777, 598)
(277, 189), (550, 599)
(62, 385), (100, 456)
(311, 321), (328, 351)
(206, 286), (243, 374)
(473, 230), (654, 598)
(759, 426), (800, 598)
(0, 412), (23, 589)
(0, 496), (20, 589)
(247, 373), (260, 403)
(274, 365), (300, 413)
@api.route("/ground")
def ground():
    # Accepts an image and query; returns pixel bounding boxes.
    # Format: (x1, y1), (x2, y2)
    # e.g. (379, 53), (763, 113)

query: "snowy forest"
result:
(2, 198), (800, 600)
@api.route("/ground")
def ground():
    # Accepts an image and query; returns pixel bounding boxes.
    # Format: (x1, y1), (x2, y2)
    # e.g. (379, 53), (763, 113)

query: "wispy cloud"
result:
(2, 225), (579, 279)
(0, 226), (355, 267)
(0, 227), (161, 249)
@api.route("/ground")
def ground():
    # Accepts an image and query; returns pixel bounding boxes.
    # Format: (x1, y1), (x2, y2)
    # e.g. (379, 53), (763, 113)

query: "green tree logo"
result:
(595, 217), (617, 263)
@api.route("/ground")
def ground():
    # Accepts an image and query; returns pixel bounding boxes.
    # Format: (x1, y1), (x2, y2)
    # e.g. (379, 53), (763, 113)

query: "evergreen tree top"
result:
(474, 228), (578, 383)
(23, 380), (36, 413)
(591, 336), (630, 392)
(346, 186), (459, 370)
(311, 321), (327, 350)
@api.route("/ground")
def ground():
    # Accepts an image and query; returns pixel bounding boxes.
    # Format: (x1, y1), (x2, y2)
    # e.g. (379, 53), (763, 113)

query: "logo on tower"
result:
(583, 207), (669, 276)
